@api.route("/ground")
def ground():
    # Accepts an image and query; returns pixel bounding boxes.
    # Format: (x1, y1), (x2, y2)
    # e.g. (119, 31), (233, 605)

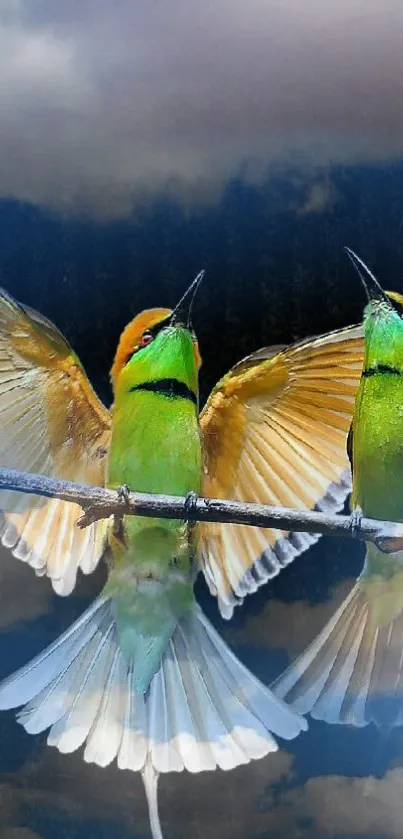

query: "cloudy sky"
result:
(1, 0), (403, 217)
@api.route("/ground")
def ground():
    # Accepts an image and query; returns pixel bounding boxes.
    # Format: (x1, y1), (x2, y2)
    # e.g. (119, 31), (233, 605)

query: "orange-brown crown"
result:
(111, 308), (172, 385)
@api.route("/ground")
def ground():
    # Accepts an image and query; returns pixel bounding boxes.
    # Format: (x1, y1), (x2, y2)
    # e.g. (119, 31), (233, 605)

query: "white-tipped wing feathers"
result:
(0, 288), (111, 592)
(200, 325), (363, 617)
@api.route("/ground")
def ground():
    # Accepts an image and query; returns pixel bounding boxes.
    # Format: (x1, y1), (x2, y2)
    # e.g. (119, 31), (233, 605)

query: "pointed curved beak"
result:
(170, 270), (205, 328)
(345, 247), (390, 305)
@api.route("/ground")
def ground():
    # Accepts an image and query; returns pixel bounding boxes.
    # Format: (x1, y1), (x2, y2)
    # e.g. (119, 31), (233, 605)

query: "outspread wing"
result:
(0, 288), (111, 594)
(199, 324), (364, 618)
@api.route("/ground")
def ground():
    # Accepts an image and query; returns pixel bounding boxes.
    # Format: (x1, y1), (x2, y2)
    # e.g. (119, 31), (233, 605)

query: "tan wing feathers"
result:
(200, 324), (363, 618)
(0, 286), (363, 614)
(0, 288), (111, 593)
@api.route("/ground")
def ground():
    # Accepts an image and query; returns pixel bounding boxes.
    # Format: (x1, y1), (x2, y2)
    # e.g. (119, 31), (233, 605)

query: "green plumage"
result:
(352, 301), (403, 521)
(351, 296), (403, 624)
(106, 326), (202, 692)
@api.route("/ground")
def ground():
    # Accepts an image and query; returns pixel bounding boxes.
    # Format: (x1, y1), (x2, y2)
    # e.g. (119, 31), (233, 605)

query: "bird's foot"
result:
(112, 485), (131, 545)
(349, 505), (403, 554)
(117, 484), (131, 506)
(184, 492), (199, 541)
(184, 491), (199, 518)
(349, 507), (363, 538)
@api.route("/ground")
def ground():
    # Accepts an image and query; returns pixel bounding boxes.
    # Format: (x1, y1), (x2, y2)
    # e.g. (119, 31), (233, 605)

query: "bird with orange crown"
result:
(0, 272), (364, 837)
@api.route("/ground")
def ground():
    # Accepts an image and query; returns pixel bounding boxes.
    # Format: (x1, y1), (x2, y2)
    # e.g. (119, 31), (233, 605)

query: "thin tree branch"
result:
(0, 466), (402, 551)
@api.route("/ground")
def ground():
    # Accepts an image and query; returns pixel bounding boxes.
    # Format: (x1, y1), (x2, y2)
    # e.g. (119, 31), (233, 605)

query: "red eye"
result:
(140, 331), (154, 347)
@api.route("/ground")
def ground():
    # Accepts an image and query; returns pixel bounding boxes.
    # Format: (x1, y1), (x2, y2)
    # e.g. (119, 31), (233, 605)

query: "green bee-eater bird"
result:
(0, 273), (365, 837)
(273, 250), (403, 728)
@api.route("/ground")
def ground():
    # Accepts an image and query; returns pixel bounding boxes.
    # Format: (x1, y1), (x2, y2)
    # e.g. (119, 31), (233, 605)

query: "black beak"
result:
(170, 270), (205, 328)
(345, 247), (390, 305)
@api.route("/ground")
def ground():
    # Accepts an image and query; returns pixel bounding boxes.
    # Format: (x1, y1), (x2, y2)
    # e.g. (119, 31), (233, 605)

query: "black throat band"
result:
(129, 377), (197, 404)
(362, 364), (401, 378)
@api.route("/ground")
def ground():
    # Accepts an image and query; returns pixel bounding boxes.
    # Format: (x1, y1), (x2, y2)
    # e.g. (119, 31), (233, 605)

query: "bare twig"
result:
(0, 466), (403, 550)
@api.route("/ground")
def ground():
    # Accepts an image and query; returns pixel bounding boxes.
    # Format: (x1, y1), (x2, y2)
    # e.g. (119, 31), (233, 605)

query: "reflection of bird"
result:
(0, 274), (363, 837)
(274, 252), (403, 729)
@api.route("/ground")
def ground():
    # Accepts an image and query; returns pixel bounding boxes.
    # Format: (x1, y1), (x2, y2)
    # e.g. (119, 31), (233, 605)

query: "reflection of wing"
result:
(199, 325), (364, 618)
(0, 289), (111, 594)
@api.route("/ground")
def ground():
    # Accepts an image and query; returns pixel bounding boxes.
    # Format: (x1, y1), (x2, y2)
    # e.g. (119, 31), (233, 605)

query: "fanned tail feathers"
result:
(0, 598), (306, 838)
(273, 557), (403, 727)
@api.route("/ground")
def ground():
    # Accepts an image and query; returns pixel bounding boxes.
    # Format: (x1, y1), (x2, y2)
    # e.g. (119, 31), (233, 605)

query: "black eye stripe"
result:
(124, 316), (195, 367)
(124, 317), (172, 365)
(148, 316), (171, 338)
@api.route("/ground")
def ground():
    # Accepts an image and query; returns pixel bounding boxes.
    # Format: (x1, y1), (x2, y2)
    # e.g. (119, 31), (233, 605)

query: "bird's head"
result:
(111, 272), (203, 399)
(346, 247), (403, 370)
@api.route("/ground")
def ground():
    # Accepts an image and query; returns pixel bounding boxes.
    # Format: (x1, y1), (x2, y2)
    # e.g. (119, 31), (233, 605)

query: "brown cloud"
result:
(6, 743), (403, 839)
(0, 780), (44, 839)
(0, 0), (403, 217)
(280, 769), (403, 838)
(297, 180), (338, 215)
(225, 579), (354, 661)
(0, 546), (51, 631)
(1, 747), (295, 839)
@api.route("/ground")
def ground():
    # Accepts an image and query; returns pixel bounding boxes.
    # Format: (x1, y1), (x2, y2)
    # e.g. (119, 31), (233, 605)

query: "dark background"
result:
(1, 162), (403, 839)
(3, 161), (403, 404)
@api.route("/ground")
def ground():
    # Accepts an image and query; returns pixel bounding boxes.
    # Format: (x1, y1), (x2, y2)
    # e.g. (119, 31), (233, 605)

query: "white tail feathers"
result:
(272, 577), (403, 728)
(0, 596), (306, 839)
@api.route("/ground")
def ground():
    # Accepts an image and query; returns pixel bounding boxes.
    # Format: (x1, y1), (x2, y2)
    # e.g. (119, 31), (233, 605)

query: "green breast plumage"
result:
(353, 372), (403, 520)
(353, 304), (403, 521)
(108, 385), (202, 562)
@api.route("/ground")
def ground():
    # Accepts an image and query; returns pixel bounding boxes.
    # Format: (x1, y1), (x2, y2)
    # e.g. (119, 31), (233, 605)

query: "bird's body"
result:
(0, 275), (366, 837)
(106, 323), (202, 691)
(352, 316), (403, 522)
(354, 348), (403, 633)
(273, 255), (403, 727)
